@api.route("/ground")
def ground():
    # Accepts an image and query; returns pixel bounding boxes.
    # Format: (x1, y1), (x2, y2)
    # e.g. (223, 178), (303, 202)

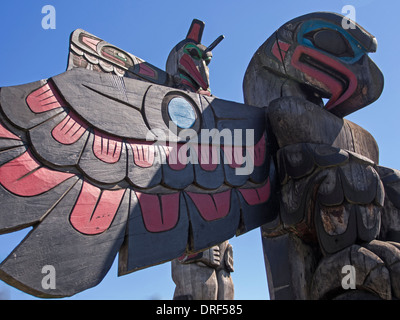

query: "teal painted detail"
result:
(183, 43), (211, 64)
(297, 20), (367, 64)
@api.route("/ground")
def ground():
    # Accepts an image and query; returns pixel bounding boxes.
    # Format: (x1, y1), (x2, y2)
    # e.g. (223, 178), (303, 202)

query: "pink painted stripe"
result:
(223, 134), (266, 169)
(138, 63), (156, 78)
(222, 145), (244, 169)
(186, 23), (201, 42)
(278, 40), (291, 52)
(0, 122), (20, 140)
(179, 54), (208, 90)
(291, 45), (357, 111)
(271, 41), (283, 62)
(81, 36), (100, 51)
(102, 51), (125, 67)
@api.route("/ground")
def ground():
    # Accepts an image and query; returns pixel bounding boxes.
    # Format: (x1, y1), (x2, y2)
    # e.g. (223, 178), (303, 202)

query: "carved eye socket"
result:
(184, 44), (201, 60)
(304, 29), (354, 58)
(189, 48), (201, 59)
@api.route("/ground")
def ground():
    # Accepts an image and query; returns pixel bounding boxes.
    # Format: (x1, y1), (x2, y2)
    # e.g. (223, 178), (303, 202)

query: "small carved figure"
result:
(172, 242), (234, 300)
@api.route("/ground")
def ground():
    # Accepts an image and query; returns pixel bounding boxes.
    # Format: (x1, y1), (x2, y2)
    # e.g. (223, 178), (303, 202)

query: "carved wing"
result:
(68, 29), (172, 86)
(0, 67), (277, 297)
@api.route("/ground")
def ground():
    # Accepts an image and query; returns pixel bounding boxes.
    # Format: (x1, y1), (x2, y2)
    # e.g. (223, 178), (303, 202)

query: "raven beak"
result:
(291, 45), (384, 117)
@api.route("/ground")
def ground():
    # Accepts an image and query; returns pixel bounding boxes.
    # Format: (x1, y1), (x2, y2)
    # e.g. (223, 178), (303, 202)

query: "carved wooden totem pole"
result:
(0, 12), (397, 300)
(165, 19), (234, 300)
(244, 12), (400, 300)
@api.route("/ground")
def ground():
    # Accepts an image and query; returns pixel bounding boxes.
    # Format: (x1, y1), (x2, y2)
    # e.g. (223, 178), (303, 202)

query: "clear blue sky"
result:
(0, 0), (399, 300)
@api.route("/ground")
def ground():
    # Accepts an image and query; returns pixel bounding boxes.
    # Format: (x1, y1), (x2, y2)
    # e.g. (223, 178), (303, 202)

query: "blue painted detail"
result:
(168, 97), (196, 129)
(297, 20), (367, 64)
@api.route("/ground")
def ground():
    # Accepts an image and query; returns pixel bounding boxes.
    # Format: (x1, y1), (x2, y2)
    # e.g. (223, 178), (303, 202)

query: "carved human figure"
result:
(172, 242), (234, 300)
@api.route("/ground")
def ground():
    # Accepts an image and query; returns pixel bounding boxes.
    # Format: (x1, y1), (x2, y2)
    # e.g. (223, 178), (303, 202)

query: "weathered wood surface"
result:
(244, 12), (400, 300)
(0, 35), (275, 297)
(166, 19), (235, 300)
(172, 241), (234, 300)
(378, 166), (400, 242)
(0, 180), (130, 297)
(267, 97), (379, 163)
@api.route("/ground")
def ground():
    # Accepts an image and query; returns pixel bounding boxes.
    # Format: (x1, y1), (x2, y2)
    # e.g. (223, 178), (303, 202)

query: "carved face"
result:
(166, 19), (222, 96)
(245, 12), (384, 117)
(176, 42), (212, 94)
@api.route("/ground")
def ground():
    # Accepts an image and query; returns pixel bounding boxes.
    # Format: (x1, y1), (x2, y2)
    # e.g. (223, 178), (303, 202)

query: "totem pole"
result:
(165, 19), (234, 300)
(244, 12), (400, 299)
(0, 12), (397, 300)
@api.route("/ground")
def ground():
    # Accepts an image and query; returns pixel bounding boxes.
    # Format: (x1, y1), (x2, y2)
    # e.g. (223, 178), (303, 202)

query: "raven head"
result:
(166, 19), (224, 96)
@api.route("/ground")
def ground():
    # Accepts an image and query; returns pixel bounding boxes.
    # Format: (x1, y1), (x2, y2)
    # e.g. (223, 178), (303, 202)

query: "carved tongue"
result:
(186, 190), (231, 221)
(70, 182), (126, 235)
(135, 192), (180, 232)
(239, 180), (271, 205)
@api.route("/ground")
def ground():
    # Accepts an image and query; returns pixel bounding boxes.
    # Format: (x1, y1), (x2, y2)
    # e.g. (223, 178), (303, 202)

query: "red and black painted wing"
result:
(0, 67), (277, 297)
(68, 29), (172, 86)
